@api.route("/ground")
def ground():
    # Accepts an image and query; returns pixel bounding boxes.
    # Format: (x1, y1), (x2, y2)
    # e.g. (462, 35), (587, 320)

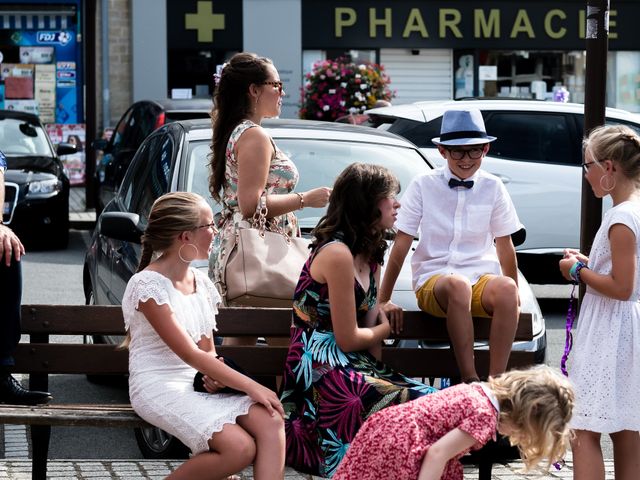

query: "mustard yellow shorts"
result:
(416, 274), (493, 318)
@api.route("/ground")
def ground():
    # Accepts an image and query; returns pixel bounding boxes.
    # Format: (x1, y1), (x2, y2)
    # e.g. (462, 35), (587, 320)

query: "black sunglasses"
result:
(446, 147), (485, 160)
(263, 81), (284, 94)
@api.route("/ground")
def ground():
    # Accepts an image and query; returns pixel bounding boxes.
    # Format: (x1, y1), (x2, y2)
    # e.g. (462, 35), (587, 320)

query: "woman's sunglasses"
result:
(263, 81), (284, 94)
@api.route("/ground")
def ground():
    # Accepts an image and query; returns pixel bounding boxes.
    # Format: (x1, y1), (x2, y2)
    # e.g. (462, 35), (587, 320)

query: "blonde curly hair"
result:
(488, 365), (574, 471)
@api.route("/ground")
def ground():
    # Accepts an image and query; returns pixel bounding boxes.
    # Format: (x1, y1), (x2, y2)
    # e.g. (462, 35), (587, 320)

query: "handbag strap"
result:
(250, 191), (292, 244)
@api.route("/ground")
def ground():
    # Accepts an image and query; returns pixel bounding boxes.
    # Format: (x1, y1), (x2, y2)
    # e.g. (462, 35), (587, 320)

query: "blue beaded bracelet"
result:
(569, 261), (588, 283)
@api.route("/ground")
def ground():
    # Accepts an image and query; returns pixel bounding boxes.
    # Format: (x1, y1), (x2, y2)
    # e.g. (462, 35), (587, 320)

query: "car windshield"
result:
(184, 136), (430, 229)
(0, 117), (52, 156)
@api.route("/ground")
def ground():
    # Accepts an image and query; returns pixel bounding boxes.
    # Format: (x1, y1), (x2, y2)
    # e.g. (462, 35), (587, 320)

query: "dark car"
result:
(84, 118), (546, 459)
(1, 110), (74, 248)
(92, 98), (212, 214)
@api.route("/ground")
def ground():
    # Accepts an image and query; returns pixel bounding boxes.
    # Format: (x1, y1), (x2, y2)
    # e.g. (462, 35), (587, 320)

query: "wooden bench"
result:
(0, 304), (537, 480)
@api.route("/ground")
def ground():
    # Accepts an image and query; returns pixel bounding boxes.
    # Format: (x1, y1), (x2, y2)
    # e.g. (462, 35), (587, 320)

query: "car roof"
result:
(178, 118), (420, 147)
(367, 99), (640, 124)
(0, 109), (43, 125)
(133, 98), (213, 113)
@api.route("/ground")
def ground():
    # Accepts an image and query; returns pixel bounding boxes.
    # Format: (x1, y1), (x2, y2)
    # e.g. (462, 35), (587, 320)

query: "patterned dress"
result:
(211, 119), (300, 303)
(333, 384), (498, 480)
(281, 239), (437, 478)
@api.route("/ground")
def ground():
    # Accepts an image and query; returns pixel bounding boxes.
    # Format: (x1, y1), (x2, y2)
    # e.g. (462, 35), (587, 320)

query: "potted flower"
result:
(299, 58), (394, 121)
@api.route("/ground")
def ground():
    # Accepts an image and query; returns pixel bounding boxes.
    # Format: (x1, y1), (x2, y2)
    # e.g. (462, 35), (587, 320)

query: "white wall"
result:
(131, 0), (167, 101)
(243, 0), (302, 118)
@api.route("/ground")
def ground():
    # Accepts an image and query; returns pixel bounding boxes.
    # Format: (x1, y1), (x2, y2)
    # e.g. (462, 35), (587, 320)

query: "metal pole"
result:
(84, 0), (97, 210)
(580, 1), (609, 260)
(101, 0), (110, 131)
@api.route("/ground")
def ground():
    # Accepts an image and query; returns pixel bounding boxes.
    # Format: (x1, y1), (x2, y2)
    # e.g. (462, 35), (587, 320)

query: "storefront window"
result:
(611, 51), (640, 113)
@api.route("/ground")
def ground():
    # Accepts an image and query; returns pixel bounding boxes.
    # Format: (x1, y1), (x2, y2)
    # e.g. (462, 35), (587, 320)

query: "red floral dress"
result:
(333, 383), (498, 480)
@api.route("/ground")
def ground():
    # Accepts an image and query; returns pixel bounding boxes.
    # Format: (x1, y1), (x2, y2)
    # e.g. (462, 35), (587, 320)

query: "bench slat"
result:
(11, 344), (536, 378)
(0, 404), (147, 427)
(20, 305), (533, 341)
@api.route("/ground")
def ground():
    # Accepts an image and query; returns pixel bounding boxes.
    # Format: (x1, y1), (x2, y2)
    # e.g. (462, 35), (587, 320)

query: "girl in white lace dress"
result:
(122, 192), (285, 480)
(559, 125), (640, 480)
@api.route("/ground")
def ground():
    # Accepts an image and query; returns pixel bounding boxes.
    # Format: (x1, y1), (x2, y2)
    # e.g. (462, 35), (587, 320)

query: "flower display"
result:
(299, 58), (394, 121)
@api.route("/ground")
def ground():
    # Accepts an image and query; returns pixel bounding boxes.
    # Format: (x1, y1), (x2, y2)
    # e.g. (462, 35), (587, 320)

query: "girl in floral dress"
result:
(333, 365), (574, 480)
(280, 163), (438, 478)
(208, 52), (331, 320)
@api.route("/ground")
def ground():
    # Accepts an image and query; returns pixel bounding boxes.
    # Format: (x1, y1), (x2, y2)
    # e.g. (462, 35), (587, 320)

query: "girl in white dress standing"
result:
(122, 192), (285, 480)
(559, 125), (640, 480)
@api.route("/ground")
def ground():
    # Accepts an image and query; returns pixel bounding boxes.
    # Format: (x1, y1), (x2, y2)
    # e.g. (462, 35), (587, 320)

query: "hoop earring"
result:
(178, 243), (199, 263)
(600, 174), (616, 192)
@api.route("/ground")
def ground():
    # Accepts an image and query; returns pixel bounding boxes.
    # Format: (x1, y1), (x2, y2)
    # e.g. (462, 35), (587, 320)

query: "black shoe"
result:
(0, 374), (52, 405)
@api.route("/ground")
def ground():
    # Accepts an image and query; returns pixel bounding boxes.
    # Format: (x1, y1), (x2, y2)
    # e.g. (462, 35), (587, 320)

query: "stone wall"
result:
(95, 0), (132, 132)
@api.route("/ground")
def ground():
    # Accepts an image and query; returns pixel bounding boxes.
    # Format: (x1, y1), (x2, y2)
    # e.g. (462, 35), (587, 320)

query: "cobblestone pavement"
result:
(0, 455), (618, 479)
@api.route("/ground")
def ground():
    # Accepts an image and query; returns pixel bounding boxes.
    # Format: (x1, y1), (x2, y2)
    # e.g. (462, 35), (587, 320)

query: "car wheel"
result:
(134, 426), (190, 459)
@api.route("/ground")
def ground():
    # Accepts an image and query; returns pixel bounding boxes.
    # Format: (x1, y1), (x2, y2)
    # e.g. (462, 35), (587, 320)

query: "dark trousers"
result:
(0, 258), (22, 367)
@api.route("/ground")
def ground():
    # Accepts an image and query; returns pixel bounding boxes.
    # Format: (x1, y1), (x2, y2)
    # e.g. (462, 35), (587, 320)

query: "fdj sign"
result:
(302, 1), (635, 50)
(37, 31), (72, 46)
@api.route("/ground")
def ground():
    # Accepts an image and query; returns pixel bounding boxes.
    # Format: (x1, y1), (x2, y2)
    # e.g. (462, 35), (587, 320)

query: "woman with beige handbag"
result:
(209, 52), (331, 346)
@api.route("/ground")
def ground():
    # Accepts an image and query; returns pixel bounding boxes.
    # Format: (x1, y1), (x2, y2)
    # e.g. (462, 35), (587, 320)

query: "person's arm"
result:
(495, 235), (518, 287)
(417, 428), (478, 480)
(0, 169), (25, 266)
(378, 230), (413, 333)
(565, 223), (637, 301)
(235, 127), (330, 218)
(312, 243), (390, 352)
(138, 299), (284, 417)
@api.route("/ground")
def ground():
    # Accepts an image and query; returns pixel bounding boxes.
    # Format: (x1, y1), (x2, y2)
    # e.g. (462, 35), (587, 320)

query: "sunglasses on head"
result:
(262, 81), (284, 93)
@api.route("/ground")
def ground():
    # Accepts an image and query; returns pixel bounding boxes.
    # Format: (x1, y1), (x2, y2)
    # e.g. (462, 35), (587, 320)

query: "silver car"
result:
(367, 99), (640, 283)
(84, 118), (546, 458)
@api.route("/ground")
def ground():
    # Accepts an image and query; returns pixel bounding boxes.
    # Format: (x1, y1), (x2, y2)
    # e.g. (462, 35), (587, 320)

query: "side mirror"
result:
(99, 212), (143, 243)
(57, 143), (78, 156)
(92, 138), (109, 151)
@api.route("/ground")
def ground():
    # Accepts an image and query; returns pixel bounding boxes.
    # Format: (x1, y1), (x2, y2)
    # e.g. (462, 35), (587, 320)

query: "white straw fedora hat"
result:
(431, 109), (497, 146)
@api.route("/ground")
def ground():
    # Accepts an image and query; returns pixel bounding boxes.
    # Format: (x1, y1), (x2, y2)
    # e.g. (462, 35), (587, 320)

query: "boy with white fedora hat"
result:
(379, 109), (523, 383)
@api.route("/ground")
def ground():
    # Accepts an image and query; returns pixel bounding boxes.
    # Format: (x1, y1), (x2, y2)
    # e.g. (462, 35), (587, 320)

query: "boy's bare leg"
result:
(433, 275), (478, 381)
(481, 276), (519, 376)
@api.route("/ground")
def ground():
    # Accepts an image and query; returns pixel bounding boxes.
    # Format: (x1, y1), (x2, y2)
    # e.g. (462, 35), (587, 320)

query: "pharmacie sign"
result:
(302, 0), (638, 50)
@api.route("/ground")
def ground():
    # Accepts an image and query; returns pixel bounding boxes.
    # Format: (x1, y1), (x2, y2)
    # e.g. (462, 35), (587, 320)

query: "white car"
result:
(366, 99), (640, 283)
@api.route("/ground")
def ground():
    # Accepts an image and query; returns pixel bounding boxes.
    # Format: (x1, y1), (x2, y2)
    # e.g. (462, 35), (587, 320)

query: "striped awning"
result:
(0, 5), (76, 30)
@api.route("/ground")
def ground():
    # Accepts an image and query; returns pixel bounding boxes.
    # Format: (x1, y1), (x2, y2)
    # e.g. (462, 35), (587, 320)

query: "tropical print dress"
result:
(281, 238), (437, 478)
(210, 119), (300, 304)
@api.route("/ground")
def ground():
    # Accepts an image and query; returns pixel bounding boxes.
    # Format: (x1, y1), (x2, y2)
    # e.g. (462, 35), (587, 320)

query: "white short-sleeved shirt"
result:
(396, 165), (522, 289)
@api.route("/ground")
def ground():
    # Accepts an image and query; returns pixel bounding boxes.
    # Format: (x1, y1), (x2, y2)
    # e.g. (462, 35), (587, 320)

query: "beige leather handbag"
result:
(219, 196), (310, 307)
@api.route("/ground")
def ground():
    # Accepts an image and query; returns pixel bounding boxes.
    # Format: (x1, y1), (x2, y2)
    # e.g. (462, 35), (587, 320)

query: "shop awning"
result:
(0, 5), (76, 30)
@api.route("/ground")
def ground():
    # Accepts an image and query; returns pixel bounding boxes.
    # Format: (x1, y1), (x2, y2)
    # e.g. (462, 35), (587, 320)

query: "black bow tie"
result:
(448, 178), (474, 189)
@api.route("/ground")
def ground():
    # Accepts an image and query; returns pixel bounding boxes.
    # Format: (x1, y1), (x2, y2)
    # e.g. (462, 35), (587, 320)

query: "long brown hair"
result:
(209, 52), (273, 202)
(312, 163), (400, 265)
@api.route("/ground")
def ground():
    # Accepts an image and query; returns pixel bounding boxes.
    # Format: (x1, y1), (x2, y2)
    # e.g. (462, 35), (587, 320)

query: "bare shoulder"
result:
(238, 124), (271, 146)
(313, 242), (353, 271)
